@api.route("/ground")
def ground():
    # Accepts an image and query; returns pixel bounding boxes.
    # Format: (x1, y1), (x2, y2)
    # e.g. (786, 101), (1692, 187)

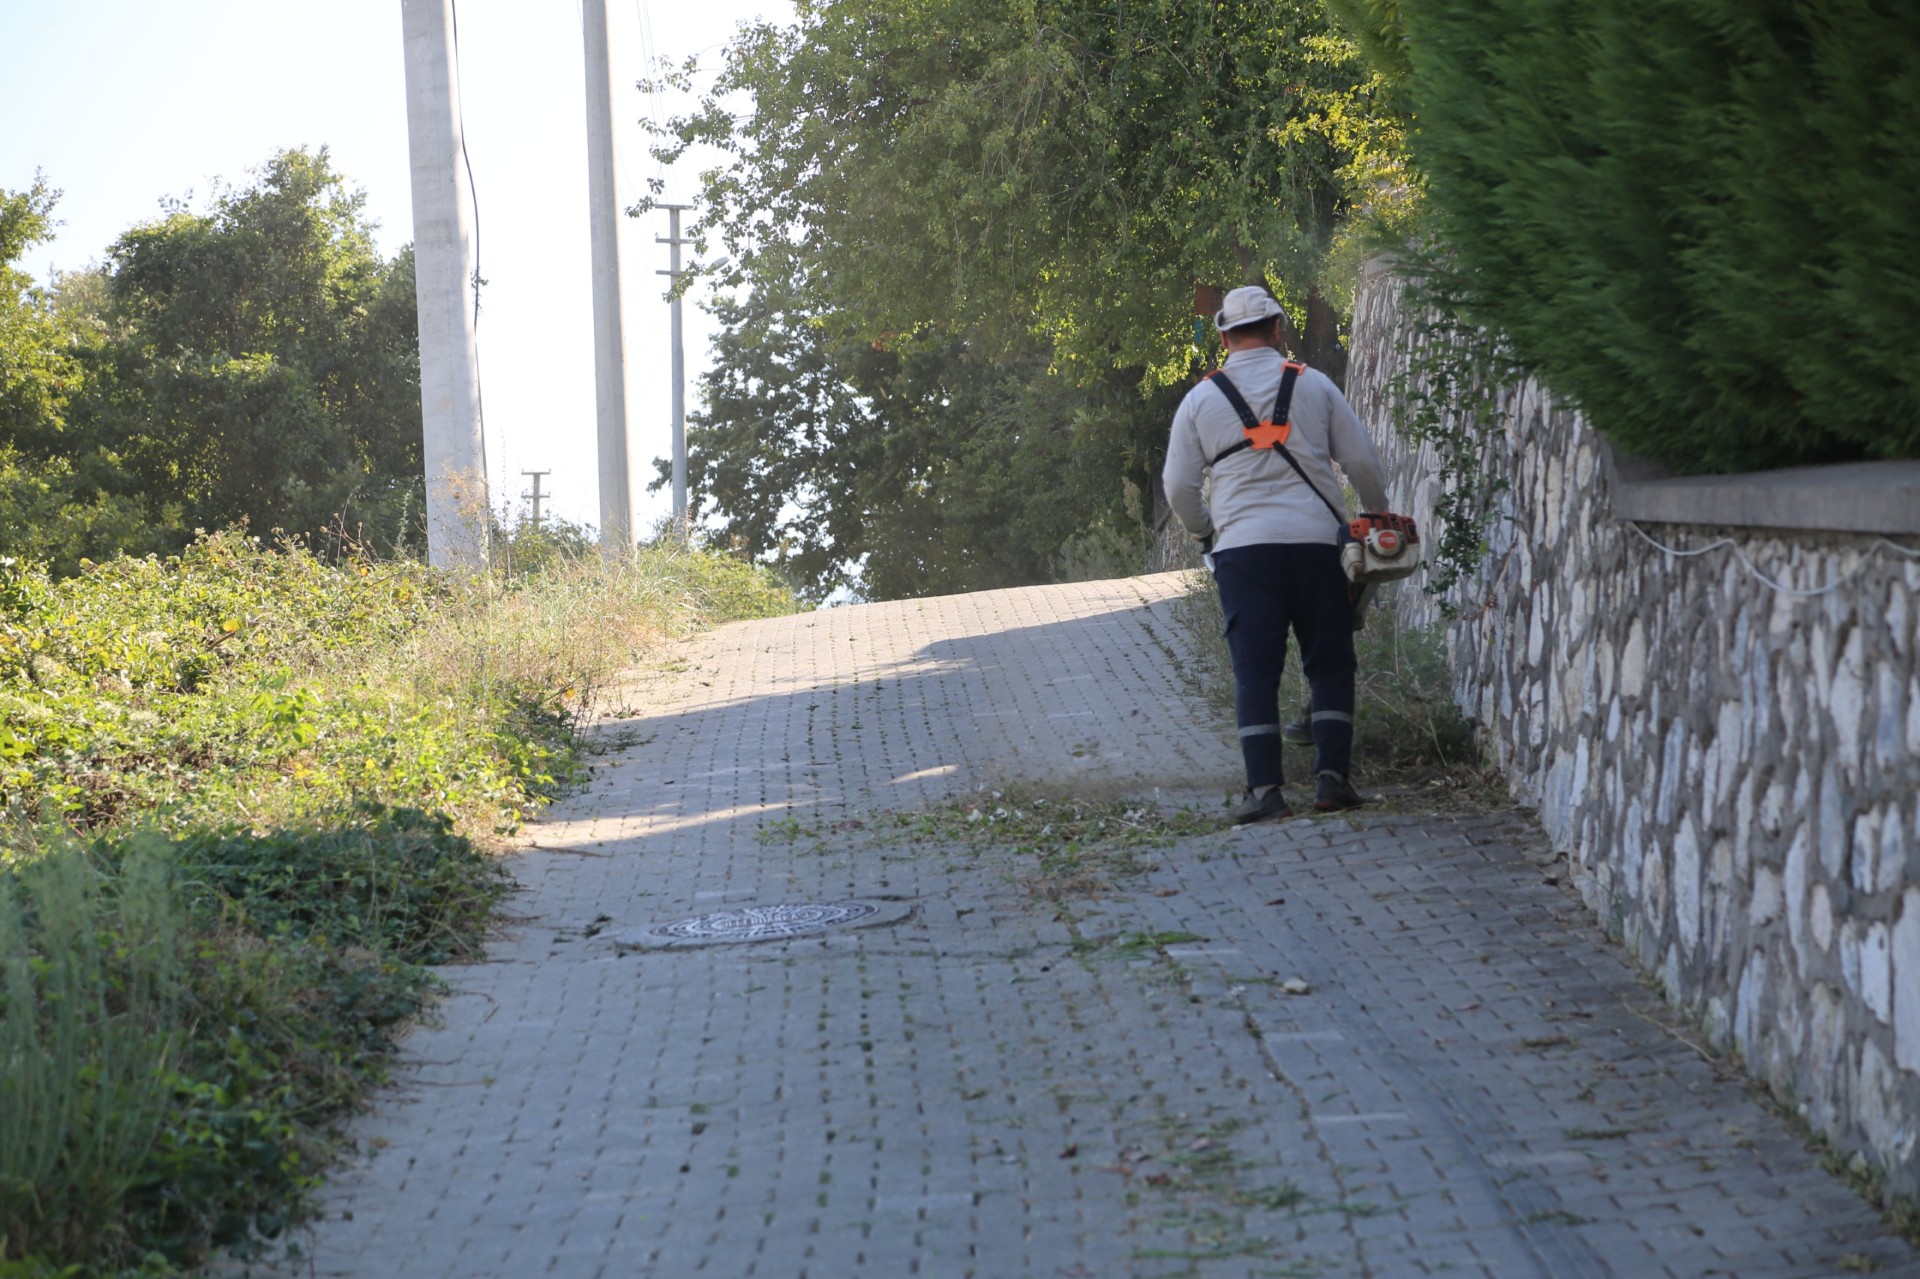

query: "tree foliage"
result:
(1400, 0), (1920, 471)
(654, 0), (1402, 378)
(0, 180), (165, 572)
(1, 153), (425, 575)
(0, 180), (75, 452)
(644, 0), (1408, 597)
(90, 148), (424, 545)
(679, 280), (1177, 602)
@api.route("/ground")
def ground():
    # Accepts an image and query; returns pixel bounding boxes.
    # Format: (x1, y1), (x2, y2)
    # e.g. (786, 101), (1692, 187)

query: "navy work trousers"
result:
(1211, 542), (1356, 789)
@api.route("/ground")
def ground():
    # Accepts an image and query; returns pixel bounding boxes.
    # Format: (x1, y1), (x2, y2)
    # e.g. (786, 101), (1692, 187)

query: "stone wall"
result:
(1346, 262), (1920, 1194)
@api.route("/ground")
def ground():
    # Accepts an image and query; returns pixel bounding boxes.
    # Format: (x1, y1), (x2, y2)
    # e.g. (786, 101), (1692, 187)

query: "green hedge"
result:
(1401, 0), (1920, 472)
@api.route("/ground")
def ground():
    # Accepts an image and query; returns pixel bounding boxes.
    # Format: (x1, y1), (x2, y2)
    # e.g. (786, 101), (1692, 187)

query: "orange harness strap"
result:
(1204, 362), (1306, 465)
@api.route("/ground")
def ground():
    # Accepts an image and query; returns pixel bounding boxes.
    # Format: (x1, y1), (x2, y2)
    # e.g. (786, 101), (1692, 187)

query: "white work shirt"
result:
(1162, 346), (1390, 552)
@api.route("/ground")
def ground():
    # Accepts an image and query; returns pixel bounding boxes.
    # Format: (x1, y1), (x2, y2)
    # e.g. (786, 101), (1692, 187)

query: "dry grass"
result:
(1169, 566), (1488, 791)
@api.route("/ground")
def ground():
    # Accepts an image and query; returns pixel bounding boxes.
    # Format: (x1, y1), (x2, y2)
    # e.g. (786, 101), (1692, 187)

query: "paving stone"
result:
(233, 574), (1919, 1278)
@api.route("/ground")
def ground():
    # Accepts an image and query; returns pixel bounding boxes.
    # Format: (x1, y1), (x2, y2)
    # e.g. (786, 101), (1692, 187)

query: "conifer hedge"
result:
(1401, 1), (1920, 473)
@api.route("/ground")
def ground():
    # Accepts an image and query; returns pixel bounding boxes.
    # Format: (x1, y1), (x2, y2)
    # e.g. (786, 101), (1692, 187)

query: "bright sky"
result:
(0, 0), (789, 534)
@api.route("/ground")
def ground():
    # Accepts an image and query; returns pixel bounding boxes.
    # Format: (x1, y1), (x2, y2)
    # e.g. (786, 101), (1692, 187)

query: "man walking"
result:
(1162, 286), (1391, 823)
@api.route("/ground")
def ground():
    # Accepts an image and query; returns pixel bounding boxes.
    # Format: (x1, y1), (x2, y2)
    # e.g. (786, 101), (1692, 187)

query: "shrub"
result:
(0, 530), (794, 1272)
(1174, 571), (1478, 781)
(1401, 0), (1920, 472)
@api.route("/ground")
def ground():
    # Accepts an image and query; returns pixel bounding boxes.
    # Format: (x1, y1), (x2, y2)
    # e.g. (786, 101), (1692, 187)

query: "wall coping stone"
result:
(1606, 446), (1920, 537)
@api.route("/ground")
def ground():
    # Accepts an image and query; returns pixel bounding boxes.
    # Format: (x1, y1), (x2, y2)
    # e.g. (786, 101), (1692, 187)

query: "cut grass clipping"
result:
(0, 530), (793, 1275)
(882, 789), (1226, 898)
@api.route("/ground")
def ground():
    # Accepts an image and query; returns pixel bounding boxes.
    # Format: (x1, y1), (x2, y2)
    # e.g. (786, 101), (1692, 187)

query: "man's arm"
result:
(1325, 382), (1392, 513)
(1162, 398), (1214, 547)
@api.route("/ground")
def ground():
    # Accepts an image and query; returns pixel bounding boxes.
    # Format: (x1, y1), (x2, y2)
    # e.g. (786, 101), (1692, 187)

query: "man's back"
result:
(1162, 345), (1389, 552)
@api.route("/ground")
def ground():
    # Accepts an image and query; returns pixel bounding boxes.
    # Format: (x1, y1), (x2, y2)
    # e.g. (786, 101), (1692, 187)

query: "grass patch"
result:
(1792, 1105), (1920, 1247)
(0, 530), (793, 1274)
(1071, 931), (1209, 959)
(1169, 567), (1491, 795)
(878, 788), (1227, 898)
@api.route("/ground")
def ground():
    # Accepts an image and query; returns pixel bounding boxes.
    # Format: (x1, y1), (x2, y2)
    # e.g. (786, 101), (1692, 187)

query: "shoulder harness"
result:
(1205, 361), (1306, 465)
(1203, 362), (1347, 528)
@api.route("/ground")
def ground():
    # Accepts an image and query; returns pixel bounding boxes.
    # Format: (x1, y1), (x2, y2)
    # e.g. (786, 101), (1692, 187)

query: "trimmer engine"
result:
(1341, 513), (1423, 583)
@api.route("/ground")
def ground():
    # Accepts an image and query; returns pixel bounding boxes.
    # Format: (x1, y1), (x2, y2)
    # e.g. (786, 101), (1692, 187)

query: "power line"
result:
(1625, 521), (1920, 598)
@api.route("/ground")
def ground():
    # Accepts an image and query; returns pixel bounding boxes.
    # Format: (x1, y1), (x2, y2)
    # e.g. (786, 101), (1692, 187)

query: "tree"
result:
(0, 180), (169, 573)
(85, 148), (424, 547)
(640, 1), (1409, 597)
(675, 280), (1177, 602)
(0, 179), (73, 455)
(648, 0), (1406, 382)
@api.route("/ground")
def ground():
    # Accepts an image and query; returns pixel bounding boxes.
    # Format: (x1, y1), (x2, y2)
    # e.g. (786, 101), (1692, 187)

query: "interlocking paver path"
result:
(266, 573), (1918, 1277)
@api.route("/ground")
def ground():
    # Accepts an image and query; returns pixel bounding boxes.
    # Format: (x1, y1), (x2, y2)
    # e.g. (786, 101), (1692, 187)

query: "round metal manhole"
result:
(611, 898), (912, 951)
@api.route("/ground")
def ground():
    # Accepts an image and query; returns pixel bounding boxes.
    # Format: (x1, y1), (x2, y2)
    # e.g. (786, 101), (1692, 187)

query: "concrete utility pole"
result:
(521, 470), (551, 531)
(583, 0), (638, 553)
(401, 0), (489, 570)
(656, 204), (693, 530)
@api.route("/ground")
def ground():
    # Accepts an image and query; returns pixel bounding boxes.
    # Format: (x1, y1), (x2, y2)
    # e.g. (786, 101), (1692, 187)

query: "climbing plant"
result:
(1385, 293), (1519, 609)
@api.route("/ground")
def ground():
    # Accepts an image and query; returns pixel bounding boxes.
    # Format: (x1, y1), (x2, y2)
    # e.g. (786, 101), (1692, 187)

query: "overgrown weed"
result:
(0, 530), (793, 1273)
(1170, 567), (1486, 792)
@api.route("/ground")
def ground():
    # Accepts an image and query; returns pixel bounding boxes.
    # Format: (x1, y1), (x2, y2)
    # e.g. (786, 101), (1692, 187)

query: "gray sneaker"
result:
(1313, 771), (1364, 812)
(1281, 717), (1313, 747)
(1231, 786), (1293, 825)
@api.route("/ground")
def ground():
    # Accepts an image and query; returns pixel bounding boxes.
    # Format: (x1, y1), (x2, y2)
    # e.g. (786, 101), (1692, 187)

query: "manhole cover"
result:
(612, 898), (912, 950)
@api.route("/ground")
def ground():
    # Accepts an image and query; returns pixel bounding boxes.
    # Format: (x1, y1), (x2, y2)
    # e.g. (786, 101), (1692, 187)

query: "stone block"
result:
(1852, 809), (1891, 898)
(1862, 924), (1892, 1025)
(1811, 623), (1837, 705)
(1831, 628), (1868, 780)
(1759, 779), (1787, 844)
(1735, 950), (1769, 1052)
(1840, 924), (1864, 1004)
(1674, 818), (1702, 954)
(1876, 666), (1907, 774)
(1710, 838), (1734, 953)
(1785, 826), (1811, 964)
(1807, 983), (1849, 1126)
(1621, 619), (1647, 700)
(1910, 678), (1920, 758)
(1734, 774), (1756, 877)
(1818, 762), (1849, 881)
(1622, 799), (1647, 898)
(1656, 719), (1686, 826)
(1750, 868), (1783, 928)
(1892, 890), (1920, 1072)
(1710, 704), (1742, 811)
(1810, 884), (1835, 955)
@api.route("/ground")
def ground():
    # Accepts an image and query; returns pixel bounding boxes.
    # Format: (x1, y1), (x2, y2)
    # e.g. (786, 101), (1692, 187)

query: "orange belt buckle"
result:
(1243, 421), (1290, 449)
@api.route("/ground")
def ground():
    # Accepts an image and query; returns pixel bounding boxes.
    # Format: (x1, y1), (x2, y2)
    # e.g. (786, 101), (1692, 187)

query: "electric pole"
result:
(583, 0), (638, 554)
(401, 0), (489, 570)
(521, 470), (551, 531)
(656, 204), (692, 531)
